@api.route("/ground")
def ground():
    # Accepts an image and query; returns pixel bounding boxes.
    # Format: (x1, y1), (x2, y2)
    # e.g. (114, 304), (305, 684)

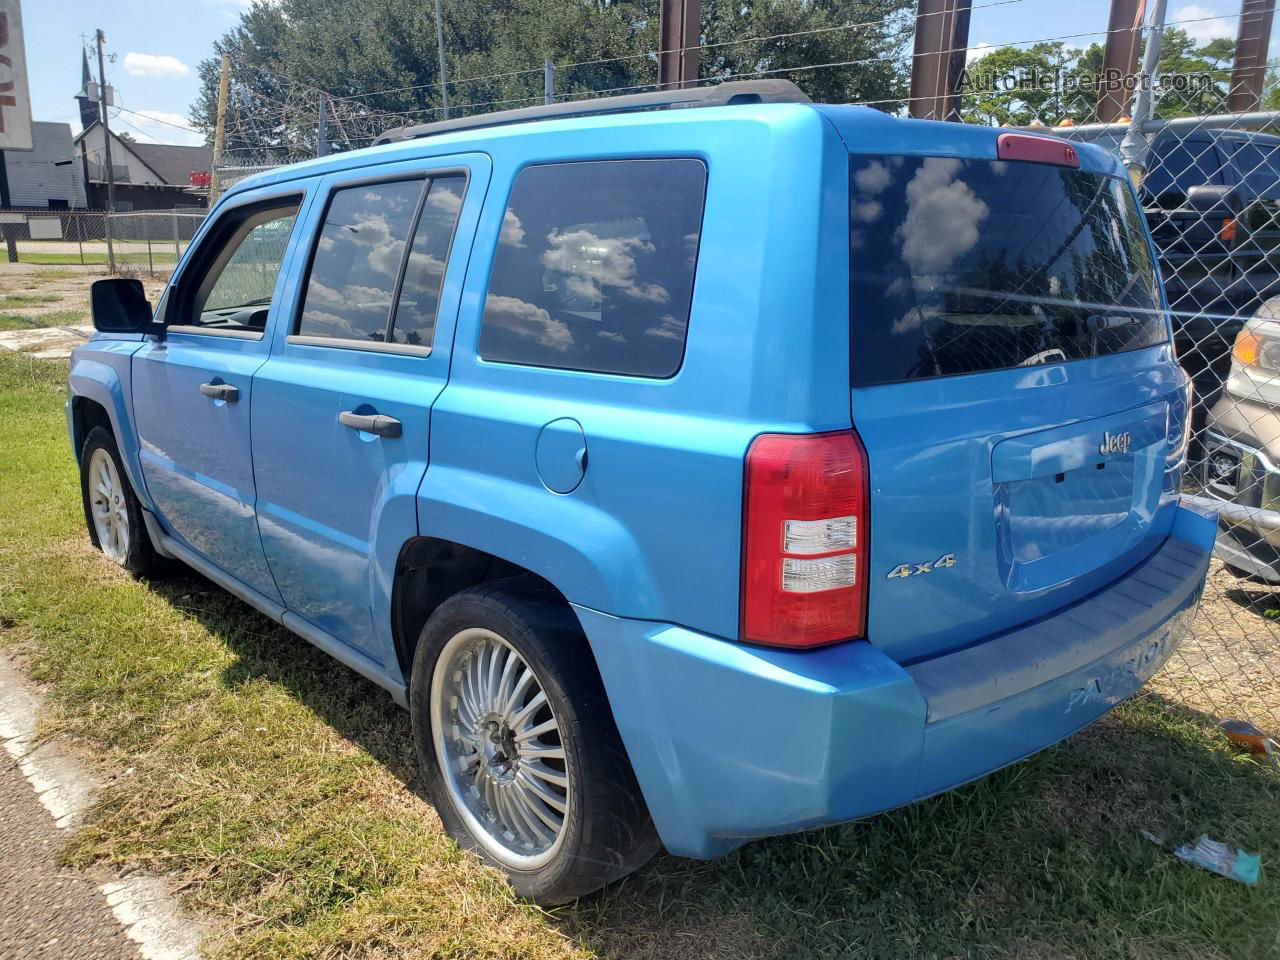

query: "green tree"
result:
(191, 0), (913, 160)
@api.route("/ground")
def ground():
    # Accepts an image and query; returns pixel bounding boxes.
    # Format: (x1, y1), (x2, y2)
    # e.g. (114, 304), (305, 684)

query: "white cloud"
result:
(123, 53), (190, 78)
(123, 110), (204, 147)
(966, 42), (994, 65)
(1171, 5), (1236, 46)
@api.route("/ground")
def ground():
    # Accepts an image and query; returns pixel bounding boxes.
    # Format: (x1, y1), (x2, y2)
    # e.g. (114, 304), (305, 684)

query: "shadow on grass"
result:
(145, 568), (1279, 960)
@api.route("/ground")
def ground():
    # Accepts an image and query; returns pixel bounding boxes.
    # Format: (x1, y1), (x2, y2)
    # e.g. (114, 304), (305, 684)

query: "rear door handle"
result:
(339, 411), (402, 438)
(199, 382), (239, 402)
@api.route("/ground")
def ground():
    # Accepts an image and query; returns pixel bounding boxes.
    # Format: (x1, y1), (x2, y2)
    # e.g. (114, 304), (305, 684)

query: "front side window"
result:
(478, 159), (707, 378)
(849, 155), (1166, 386)
(185, 203), (299, 333)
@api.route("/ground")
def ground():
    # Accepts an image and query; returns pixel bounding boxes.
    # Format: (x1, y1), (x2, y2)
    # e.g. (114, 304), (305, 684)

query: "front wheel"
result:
(411, 581), (658, 904)
(79, 426), (162, 577)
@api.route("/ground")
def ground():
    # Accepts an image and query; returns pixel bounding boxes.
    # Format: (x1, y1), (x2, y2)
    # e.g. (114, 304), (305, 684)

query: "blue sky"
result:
(20, 0), (1259, 147)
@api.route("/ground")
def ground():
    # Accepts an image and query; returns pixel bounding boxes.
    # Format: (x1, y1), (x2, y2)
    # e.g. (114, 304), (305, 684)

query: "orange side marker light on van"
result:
(1233, 329), (1261, 367)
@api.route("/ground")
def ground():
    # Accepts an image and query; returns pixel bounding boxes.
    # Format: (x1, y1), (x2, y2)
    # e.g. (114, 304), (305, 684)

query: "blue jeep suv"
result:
(68, 81), (1215, 903)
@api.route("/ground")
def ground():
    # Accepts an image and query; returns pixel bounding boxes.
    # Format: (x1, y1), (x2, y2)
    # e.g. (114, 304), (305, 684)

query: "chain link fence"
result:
(0, 209), (206, 275)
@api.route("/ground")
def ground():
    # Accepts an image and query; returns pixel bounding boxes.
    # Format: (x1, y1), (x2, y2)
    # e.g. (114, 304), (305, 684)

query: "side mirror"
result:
(91, 278), (155, 334)
(1184, 184), (1243, 218)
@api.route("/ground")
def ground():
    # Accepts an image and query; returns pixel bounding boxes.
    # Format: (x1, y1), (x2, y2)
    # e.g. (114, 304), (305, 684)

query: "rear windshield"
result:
(849, 155), (1166, 386)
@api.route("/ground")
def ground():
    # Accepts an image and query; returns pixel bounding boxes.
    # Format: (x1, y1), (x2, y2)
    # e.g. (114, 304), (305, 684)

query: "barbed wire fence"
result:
(50, 1), (1280, 735)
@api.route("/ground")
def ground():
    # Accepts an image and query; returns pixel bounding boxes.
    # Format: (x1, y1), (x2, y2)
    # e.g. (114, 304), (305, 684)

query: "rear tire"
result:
(410, 580), (658, 904)
(79, 426), (163, 577)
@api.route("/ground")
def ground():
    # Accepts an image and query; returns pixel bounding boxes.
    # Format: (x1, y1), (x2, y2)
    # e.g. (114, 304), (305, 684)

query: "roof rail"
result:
(373, 80), (812, 145)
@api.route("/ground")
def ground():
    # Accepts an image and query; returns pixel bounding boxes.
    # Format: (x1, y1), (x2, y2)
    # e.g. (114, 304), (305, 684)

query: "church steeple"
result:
(76, 48), (98, 131)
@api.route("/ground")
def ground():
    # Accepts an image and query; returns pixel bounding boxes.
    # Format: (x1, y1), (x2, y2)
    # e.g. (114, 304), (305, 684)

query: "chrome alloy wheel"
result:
(430, 627), (571, 869)
(88, 448), (130, 563)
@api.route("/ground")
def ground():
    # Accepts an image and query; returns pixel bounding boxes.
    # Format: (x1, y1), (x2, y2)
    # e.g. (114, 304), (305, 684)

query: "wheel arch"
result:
(68, 349), (153, 511)
(390, 536), (583, 683)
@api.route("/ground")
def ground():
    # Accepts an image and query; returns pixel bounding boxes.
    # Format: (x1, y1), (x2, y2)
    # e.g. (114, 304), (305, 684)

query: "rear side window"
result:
(849, 155), (1166, 387)
(478, 159), (707, 378)
(390, 175), (466, 348)
(1142, 139), (1226, 203)
(297, 174), (466, 348)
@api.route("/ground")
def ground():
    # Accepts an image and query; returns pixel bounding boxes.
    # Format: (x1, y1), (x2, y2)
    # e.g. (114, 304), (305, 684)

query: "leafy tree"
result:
(956, 29), (1238, 128)
(191, 0), (913, 160)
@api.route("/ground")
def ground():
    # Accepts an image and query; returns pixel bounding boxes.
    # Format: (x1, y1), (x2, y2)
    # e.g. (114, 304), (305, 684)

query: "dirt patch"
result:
(1151, 560), (1280, 732)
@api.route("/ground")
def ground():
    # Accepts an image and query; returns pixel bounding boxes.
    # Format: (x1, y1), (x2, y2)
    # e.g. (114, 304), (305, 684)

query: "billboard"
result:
(0, 0), (31, 152)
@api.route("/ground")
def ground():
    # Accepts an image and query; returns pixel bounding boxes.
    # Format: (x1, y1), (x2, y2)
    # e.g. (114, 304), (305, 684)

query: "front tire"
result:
(410, 581), (658, 904)
(79, 426), (162, 577)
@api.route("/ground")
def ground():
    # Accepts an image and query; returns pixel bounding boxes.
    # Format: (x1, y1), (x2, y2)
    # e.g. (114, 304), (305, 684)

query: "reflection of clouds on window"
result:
(298, 179), (423, 342)
(854, 160), (892, 194)
(541, 229), (670, 304)
(854, 201), (882, 223)
(500, 209), (526, 247)
(897, 157), (988, 277)
(478, 159), (705, 377)
(428, 184), (462, 214)
(483, 294), (573, 350)
(644, 313), (684, 340)
(389, 174), (466, 348)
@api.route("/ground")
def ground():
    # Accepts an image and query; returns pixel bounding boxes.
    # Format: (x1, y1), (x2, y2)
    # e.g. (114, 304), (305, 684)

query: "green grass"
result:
(0, 348), (1277, 960)
(0, 292), (61, 309)
(0, 308), (88, 331)
(17, 251), (177, 267)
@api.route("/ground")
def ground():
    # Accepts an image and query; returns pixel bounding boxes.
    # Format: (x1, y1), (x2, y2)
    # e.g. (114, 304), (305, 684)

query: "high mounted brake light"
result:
(996, 133), (1080, 168)
(740, 431), (869, 648)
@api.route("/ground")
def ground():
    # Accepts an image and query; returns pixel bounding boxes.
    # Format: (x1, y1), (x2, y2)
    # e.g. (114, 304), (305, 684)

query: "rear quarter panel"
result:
(419, 105), (854, 639)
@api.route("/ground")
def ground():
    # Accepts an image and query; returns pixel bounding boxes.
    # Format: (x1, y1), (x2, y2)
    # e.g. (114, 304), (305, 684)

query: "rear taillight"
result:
(740, 431), (869, 648)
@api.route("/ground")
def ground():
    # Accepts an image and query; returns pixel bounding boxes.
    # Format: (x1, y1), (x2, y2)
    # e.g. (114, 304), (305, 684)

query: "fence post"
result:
(75, 212), (84, 266)
(1118, 0), (1169, 187)
(146, 222), (154, 275)
(544, 60), (555, 104)
(172, 212), (180, 261)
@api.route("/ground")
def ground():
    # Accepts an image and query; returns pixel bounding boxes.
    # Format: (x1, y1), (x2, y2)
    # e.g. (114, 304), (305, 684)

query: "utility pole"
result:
(1097, 0), (1145, 122)
(658, 0), (700, 89)
(95, 29), (116, 274)
(208, 53), (230, 206)
(434, 0), (450, 118)
(908, 0), (972, 122)
(1229, 0), (1277, 113)
(1119, 0), (1169, 186)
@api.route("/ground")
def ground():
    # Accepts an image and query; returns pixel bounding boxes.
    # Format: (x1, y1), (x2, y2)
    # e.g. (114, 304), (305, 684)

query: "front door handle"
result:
(339, 411), (402, 438)
(199, 382), (239, 402)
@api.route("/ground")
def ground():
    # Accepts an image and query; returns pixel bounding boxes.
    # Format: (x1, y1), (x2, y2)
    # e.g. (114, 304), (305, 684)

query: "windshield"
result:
(849, 155), (1166, 386)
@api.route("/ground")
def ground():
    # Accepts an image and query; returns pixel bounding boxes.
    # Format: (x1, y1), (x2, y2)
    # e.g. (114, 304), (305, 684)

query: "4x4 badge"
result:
(1098, 431), (1132, 455)
(887, 553), (956, 580)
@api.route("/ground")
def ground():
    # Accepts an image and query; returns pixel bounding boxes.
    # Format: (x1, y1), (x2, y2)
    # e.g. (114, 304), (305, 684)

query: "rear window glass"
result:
(478, 159), (706, 378)
(849, 156), (1166, 387)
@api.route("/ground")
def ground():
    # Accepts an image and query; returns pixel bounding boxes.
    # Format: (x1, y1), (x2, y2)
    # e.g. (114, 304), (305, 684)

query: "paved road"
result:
(0, 761), (137, 960)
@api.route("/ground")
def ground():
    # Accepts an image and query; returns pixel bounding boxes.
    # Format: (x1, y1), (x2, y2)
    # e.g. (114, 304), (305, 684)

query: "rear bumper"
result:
(578, 504), (1214, 859)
